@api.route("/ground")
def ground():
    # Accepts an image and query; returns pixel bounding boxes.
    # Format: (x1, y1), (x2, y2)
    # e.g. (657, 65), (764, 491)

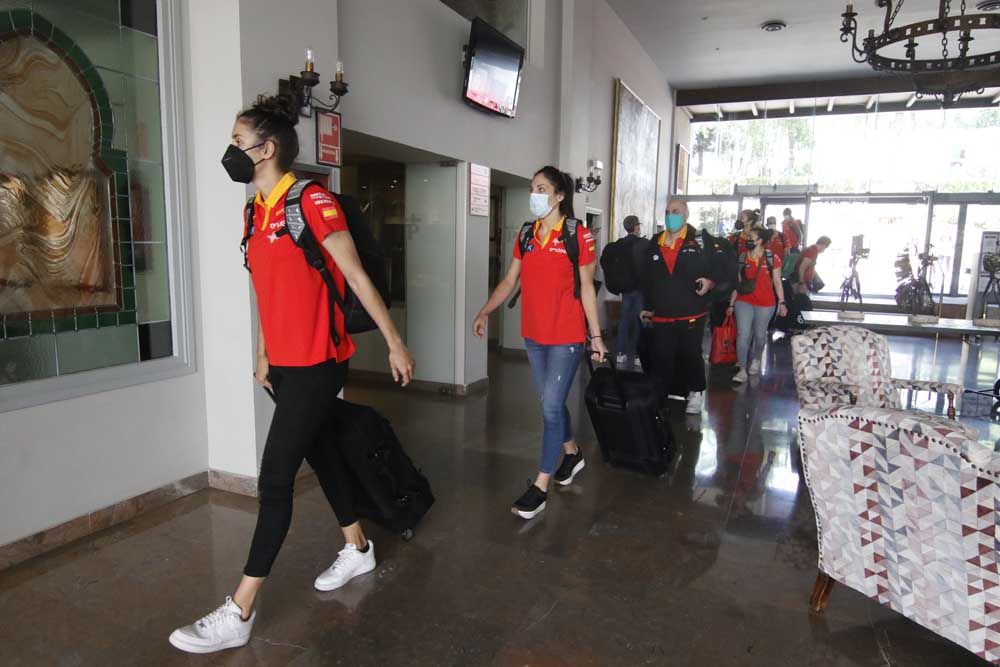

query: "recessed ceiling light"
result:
(976, 1), (1000, 11)
(760, 20), (787, 32)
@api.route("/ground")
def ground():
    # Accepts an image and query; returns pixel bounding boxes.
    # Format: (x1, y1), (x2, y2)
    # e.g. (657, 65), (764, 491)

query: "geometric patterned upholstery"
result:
(799, 406), (1000, 664)
(791, 325), (967, 428)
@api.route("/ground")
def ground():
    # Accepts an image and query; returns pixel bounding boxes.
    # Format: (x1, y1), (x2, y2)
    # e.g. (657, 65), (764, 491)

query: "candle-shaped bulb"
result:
(336, 61), (344, 83)
(846, 3), (853, 12)
(305, 48), (314, 72)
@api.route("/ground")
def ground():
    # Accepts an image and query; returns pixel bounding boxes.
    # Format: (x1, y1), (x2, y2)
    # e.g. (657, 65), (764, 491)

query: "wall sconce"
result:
(576, 160), (603, 193)
(278, 49), (350, 117)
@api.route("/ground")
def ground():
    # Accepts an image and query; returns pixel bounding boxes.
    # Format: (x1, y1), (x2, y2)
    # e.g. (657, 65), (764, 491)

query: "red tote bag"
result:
(711, 312), (738, 366)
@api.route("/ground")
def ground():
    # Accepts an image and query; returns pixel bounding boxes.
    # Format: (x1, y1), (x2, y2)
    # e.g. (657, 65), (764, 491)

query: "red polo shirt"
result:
(659, 227), (687, 274)
(245, 172), (355, 366)
(513, 217), (597, 345)
(736, 253), (782, 308)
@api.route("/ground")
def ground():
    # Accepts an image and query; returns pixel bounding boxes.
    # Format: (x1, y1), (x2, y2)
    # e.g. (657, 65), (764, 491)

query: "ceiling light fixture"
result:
(906, 94), (918, 107)
(750, 102), (759, 117)
(992, 91), (1000, 103)
(760, 20), (787, 32)
(866, 95), (878, 110)
(788, 99), (795, 114)
(716, 104), (724, 119)
(977, 1), (1000, 11)
(839, 1), (1000, 107)
(827, 97), (835, 112)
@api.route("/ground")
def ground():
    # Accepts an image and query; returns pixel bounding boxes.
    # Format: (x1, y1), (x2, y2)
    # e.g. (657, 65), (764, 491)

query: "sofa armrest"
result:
(891, 378), (963, 419)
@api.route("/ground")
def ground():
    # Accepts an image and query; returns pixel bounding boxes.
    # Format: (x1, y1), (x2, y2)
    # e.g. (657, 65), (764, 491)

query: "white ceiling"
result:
(605, 0), (1000, 89)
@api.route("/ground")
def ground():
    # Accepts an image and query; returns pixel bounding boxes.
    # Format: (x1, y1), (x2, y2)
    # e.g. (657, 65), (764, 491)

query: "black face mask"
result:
(221, 142), (265, 184)
(745, 240), (757, 251)
(734, 220), (745, 231)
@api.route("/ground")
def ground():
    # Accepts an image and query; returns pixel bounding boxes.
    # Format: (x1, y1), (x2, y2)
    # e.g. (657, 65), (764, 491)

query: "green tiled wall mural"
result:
(0, 1), (171, 387)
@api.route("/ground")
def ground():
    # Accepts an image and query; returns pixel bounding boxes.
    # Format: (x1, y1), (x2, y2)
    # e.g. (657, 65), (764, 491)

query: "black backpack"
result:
(507, 218), (582, 308)
(241, 180), (390, 344)
(600, 235), (641, 295)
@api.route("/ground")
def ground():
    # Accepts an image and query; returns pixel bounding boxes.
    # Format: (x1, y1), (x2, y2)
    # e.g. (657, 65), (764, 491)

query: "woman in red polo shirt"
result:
(472, 166), (606, 520)
(169, 96), (415, 655)
(727, 227), (787, 383)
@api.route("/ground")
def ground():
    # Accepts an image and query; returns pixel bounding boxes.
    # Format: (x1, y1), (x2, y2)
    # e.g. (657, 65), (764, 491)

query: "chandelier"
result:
(840, 1), (1000, 106)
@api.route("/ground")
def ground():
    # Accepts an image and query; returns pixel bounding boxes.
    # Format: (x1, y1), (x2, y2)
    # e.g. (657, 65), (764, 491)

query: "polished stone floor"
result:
(1, 334), (997, 666)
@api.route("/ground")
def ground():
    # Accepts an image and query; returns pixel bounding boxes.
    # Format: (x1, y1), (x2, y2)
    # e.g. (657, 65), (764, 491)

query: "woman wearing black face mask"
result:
(727, 228), (786, 384)
(169, 96), (416, 655)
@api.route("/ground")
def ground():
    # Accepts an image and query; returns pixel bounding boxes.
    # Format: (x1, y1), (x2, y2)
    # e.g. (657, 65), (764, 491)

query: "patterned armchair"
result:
(799, 406), (1000, 664)
(791, 325), (963, 420)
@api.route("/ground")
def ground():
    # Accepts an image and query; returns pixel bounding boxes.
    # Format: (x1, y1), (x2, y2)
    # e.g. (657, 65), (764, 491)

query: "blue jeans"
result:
(524, 339), (585, 474)
(617, 290), (644, 359)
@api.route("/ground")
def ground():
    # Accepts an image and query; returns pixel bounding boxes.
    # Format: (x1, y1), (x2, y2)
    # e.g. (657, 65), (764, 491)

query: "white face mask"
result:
(529, 192), (555, 218)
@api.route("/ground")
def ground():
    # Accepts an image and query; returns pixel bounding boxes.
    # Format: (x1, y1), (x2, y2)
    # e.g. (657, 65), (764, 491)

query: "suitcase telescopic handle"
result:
(585, 350), (629, 408)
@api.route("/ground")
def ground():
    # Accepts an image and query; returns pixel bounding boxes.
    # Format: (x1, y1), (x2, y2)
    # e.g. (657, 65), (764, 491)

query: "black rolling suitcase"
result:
(584, 358), (674, 476)
(329, 400), (434, 540)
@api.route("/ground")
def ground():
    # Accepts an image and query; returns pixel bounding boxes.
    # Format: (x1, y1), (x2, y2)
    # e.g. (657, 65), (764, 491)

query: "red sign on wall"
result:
(316, 110), (342, 167)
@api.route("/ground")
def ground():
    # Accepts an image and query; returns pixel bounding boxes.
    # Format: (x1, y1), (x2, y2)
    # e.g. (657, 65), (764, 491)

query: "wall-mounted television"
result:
(462, 17), (525, 119)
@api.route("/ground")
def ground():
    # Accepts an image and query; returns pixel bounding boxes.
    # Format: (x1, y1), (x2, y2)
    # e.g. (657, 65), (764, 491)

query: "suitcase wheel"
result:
(401, 528), (415, 541)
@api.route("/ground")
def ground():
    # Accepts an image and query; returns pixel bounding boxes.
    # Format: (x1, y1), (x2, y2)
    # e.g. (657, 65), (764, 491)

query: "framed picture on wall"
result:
(610, 79), (661, 243)
(315, 110), (342, 167)
(674, 144), (690, 196)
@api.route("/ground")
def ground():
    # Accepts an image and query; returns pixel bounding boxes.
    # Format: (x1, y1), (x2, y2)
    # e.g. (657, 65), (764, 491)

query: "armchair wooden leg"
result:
(809, 572), (835, 613)
(947, 393), (956, 420)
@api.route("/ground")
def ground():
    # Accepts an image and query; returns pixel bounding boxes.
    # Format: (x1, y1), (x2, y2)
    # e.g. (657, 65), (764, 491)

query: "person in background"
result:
(781, 208), (805, 253)
(616, 215), (646, 368)
(764, 216), (785, 260)
(728, 228), (787, 383)
(727, 209), (761, 248)
(793, 235), (832, 312)
(472, 166), (607, 521)
(639, 198), (731, 415)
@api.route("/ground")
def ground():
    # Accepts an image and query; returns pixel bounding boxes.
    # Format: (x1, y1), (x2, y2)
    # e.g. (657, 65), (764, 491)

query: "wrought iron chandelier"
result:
(840, 1), (1000, 106)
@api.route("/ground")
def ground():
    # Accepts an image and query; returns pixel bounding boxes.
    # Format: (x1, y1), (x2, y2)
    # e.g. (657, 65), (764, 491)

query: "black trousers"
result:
(244, 359), (356, 578)
(650, 317), (708, 396)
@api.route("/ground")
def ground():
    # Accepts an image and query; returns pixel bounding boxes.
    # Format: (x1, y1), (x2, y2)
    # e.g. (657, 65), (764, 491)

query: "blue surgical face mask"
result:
(530, 192), (555, 218)
(666, 213), (685, 232)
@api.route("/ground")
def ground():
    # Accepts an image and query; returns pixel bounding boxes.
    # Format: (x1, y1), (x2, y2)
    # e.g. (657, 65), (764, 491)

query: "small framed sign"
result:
(315, 110), (342, 167)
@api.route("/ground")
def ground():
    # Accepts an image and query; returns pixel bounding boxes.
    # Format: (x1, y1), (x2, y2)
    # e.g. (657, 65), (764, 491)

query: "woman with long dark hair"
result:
(169, 96), (415, 654)
(473, 166), (606, 520)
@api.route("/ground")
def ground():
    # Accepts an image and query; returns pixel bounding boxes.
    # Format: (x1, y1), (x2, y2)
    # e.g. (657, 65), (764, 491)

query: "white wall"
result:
(338, 0), (562, 181)
(500, 186), (533, 351)
(574, 0), (674, 240)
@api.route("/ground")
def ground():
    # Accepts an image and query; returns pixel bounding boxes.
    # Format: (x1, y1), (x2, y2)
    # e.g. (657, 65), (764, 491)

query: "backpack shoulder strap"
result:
(764, 249), (774, 271)
(561, 218), (582, 299)
(281, 179), (318, 245)
(517, 221), (535, 257)
(282, 179), (344, 346)
(240, 196), (256, 272)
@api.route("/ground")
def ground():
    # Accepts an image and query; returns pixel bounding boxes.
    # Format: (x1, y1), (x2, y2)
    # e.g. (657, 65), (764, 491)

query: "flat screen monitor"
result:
(463, 18), (524, 118)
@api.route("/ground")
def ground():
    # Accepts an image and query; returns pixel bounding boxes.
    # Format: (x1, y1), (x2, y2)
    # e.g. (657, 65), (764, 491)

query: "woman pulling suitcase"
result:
(473, 166), (607, 520)
(169, 96), (416, 654)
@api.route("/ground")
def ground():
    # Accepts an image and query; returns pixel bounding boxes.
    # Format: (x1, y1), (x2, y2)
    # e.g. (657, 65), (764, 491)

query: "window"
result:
(960, 206), (1000, 295)
(688, 200), (738, 236)
(808, 200), (928, 297)
(0, 1), (190, 404)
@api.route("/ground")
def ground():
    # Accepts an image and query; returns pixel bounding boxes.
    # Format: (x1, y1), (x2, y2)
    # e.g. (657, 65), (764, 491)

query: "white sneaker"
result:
(749, 360), (761, 376)
(732, 368), (748, 384)
(168, 597), (254, 654)
(314, 542), (376, 592)
(685, 391), (704, 415)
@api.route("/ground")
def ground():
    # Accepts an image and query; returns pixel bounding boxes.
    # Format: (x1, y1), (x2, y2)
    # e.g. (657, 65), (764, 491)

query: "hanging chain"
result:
(889, 0), (906, 29)
(941, 0), (952, 60)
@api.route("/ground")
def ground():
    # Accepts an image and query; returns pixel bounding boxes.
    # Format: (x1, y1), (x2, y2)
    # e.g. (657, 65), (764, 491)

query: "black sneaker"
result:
(511, 482), (547, 520)
(553, 451), (585, 487)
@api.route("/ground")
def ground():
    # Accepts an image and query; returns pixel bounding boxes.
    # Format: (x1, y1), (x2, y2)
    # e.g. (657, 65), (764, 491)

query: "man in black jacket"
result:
(616, 215), (646, 367)
(639, 198), (734, 415)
